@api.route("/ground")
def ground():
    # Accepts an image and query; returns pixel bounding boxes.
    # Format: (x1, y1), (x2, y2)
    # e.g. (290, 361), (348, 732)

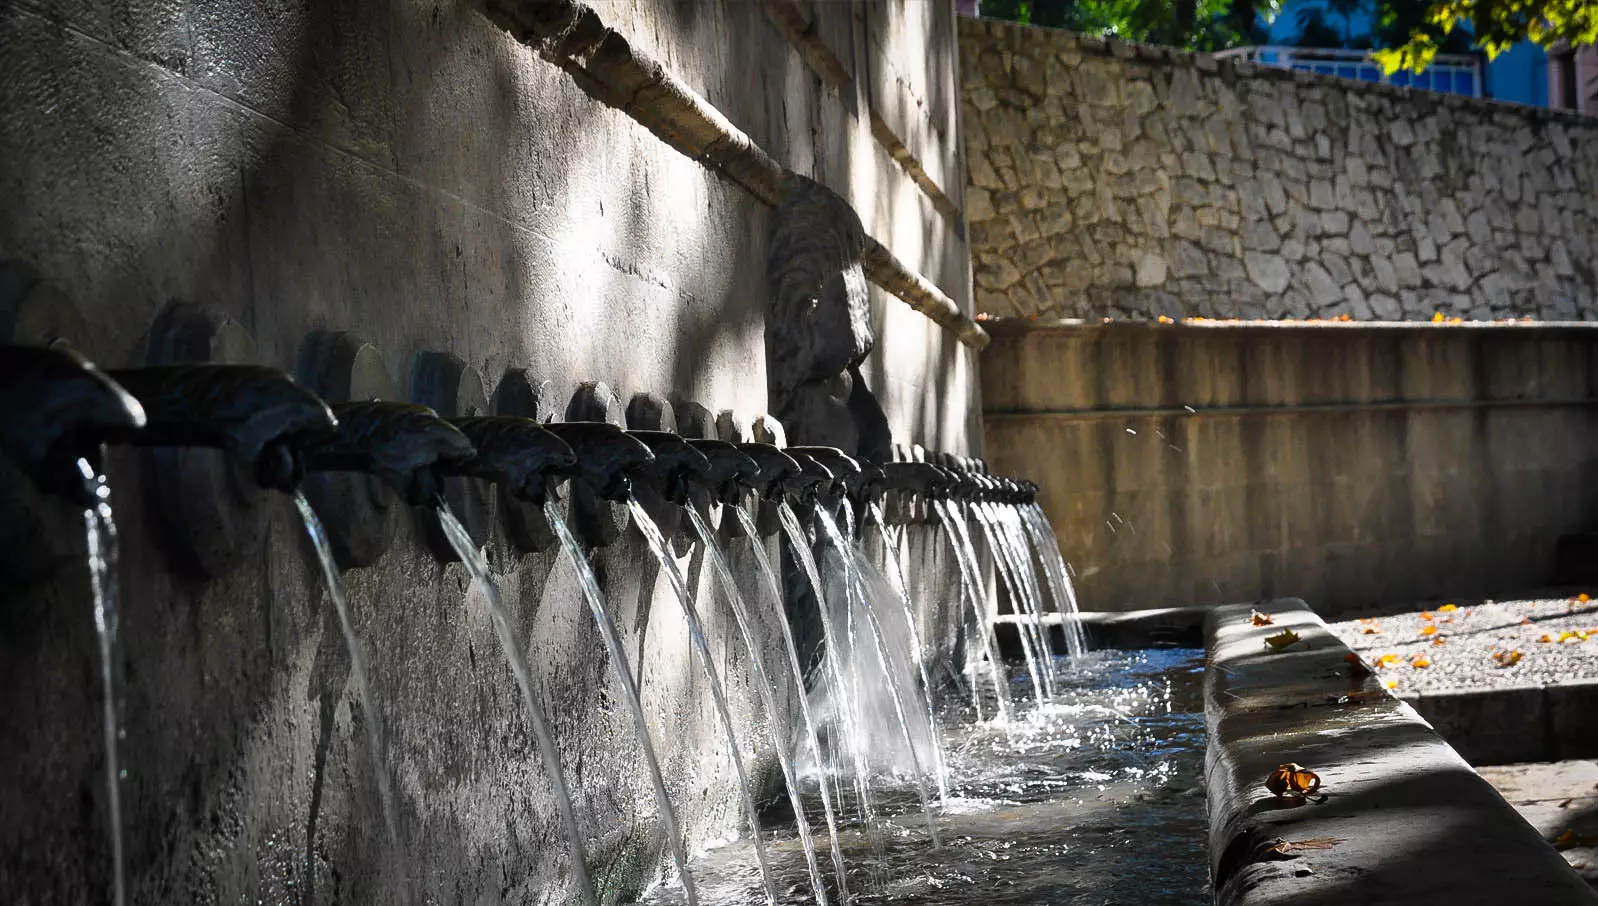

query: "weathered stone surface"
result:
(960, 17), (1598, 321)
(0, 2), (983, 901)
(1205, 600), (1598, 906)
(984, 322), (1598, 614)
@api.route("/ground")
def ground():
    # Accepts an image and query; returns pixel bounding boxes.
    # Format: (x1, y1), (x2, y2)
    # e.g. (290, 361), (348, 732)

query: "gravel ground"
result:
(1327, 594), (1598, 695)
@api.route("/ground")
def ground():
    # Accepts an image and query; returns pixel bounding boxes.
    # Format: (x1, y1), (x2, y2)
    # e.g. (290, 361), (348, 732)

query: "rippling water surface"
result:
(643, 648), (1209, 906)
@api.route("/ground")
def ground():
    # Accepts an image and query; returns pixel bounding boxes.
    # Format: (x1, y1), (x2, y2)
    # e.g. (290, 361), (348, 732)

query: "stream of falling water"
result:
(291, 492), (399, 848)
(1022, 503), (1088, 659)
(544, 501), (698, 904)
(776, 502), (884, 861)
(950, 501), (1044, 703)
(813, 507), (941, 848)
(626, 498), (779, 906)
(434, 502), (598, 906)
(932, 500), (1015, 722)
(684, 505), (829, 906)
(732, 503), (851, 904)
(973, 504), (1053, 701)
(992, 504), (1059, 697)
(865, 503), (949, 800)
(81, 463), (125, 906)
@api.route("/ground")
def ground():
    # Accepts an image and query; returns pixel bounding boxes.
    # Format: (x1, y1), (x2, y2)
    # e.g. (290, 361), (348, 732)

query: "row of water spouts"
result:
(0, 343), (1086, 906)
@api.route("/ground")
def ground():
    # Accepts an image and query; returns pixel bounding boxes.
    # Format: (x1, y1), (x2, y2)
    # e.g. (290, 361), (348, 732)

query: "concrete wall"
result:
(959, 17), (1598, 322)
(982, 321), (1598, 616)
(0, 0), (977, 901)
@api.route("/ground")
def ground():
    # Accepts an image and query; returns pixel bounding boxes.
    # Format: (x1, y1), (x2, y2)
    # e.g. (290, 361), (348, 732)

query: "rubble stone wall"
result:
(959, 17), (1598, 322)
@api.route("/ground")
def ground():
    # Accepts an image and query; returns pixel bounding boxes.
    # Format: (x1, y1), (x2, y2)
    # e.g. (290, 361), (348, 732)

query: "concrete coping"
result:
(982, 318), (1598, 334)
(1205, 598), (1597, 905)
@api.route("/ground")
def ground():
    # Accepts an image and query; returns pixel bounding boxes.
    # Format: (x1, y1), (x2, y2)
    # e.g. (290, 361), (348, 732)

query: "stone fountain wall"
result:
(959, 17), (1598, 322)
(0, 0), (979, 901)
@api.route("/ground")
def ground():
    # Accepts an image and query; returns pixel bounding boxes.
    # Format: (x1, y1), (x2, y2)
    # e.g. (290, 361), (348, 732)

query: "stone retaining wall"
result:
(982, 321), (1598, 615)
(959, 17), (1598, 322)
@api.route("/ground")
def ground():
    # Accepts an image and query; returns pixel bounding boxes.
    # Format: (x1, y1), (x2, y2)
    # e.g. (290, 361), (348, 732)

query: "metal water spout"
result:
(787, 446), (860, 495)
(0, 345), (146, 504)
(444, 416), (577, 506)
(626, 430), (713, 505)
(302, 400), (476, 505)
(879, 461), (951, 499)
(685, 439), (759, 505)
(784, 449), (836, 501)
(105, 363), (337, 492)
(736, 442), (801, 500)
(542, 421), (655, 502)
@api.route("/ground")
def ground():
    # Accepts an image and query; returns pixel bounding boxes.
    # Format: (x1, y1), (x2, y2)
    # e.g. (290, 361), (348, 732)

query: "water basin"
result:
(643, 648), (1209, 905)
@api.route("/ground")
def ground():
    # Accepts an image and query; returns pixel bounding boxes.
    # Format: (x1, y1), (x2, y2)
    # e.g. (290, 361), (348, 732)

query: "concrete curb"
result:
(1205, 598), (1597, 905)
(1405, 680), (1598, 766)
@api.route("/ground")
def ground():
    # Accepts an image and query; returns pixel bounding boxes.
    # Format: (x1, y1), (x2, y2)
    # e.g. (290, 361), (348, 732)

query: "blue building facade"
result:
(1261, 0), (1549, 107)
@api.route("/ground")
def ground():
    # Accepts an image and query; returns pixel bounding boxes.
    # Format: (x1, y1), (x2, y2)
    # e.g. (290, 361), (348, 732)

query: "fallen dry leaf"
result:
(1372, 653), (1399, 669)
(1420, 625), (1438, 636)
(1263, 836), (1344, 859)
(1493, 649), (1523, 668)
(1384, 679), (1399, 690)
(1266, 763), (1323, 798)
(1554, 829), (1598, 850)
(1421, 611), (1434, 621)
(1410, 655), (1431, 668)
(1265, 628), (1302, 650)
(1251, 610), (1275, 626)
(1343, 652), (1372, 677)
(1438, 604), (1459, 613)
(1432, 636), (1446, 647)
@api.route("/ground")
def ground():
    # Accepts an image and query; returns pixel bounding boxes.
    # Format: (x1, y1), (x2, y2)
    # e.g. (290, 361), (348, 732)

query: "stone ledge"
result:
(1205, 598), (1597, 905)
(1406, 680), (1598, 767)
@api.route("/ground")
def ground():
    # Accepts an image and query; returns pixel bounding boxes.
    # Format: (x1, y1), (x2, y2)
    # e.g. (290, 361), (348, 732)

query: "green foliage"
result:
(1373, 0), (1598, 73)
(982, 0), (1596, 67)
(980, 0), (1260, 50)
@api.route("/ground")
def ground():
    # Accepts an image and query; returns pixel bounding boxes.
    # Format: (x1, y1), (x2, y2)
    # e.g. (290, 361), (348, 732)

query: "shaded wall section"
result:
(0, 0), (978, 901)
(959, 17), (1598, 322)
(982, 321), (1598, 615)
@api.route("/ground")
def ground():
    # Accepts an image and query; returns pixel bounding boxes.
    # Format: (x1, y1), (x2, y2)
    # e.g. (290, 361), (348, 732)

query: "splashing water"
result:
(950, 501), (1044, 703)
(544, 501), (698, 905)
(647, 650), (1210, 906)
(990, 503), (1058, 698)
(1021, 503), (1088, 659)
(865, 503), (950, 801)
(684, 504), (829, 906)
(81, 462), (125, 906)
(626, 497), (778, 906)
(972, 503), (1052, 701)
(434, 502), (598, 906)
(812, 507), (941, 848)
(776, 502), (884, 857)
(732, 503), (851, 904)
(932, 499), (1015, 723)
(292, 492), (400, 849)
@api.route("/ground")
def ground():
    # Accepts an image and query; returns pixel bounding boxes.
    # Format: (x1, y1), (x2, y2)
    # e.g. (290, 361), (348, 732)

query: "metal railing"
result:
(1212, 46), (1483, 98)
